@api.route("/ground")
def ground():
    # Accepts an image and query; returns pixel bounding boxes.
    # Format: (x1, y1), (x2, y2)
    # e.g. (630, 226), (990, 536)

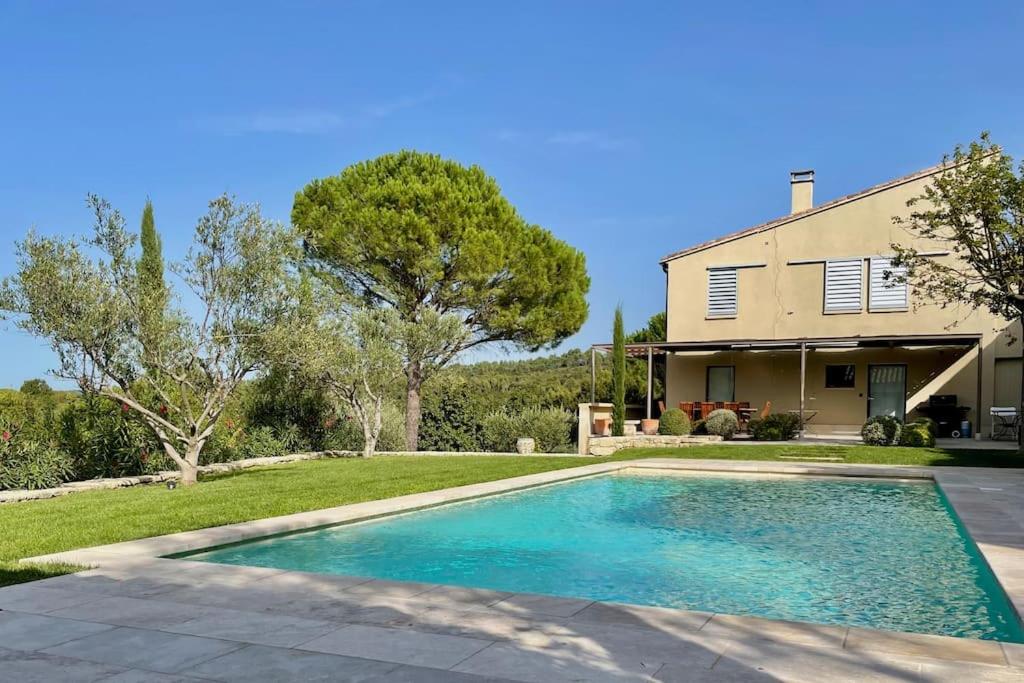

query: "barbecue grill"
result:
(914, 394), (970, 438)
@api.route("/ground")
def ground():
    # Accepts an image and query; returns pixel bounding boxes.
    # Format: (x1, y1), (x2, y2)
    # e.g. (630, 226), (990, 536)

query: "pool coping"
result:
(21, 458), (1024, 671)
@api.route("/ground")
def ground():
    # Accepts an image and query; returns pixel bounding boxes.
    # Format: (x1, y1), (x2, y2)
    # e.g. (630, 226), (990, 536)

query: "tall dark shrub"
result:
(611, 306), (625, 436)
(136, 199), (168, 364)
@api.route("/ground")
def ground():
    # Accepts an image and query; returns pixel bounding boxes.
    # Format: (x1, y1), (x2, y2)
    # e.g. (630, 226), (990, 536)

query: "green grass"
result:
(2, 445), (1021, 588)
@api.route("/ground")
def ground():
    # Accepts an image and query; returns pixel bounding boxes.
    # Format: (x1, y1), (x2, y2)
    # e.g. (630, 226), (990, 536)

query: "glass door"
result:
(867, 364), (906, 420)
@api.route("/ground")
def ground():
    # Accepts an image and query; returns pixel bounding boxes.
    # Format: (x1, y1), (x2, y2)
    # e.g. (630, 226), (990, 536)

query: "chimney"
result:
(790, 169), (814, 214)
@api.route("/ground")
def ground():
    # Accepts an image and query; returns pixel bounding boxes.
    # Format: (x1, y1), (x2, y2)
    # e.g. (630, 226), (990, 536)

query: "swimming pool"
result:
(182, 472), (1024, 642)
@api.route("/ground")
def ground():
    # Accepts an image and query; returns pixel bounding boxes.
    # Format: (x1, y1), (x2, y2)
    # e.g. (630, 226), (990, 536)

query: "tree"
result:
(292, 150), (590, 449)
(627, 311), (667, 399)
(1, 195), (301, 484)
(626, 311), (666, 344)
(136, 199), (168, 363)
(890, 133), (1024, 447)
(19, 379), (52, 396)
(270, 287), (466, 457)
(611, 305), (626, 436)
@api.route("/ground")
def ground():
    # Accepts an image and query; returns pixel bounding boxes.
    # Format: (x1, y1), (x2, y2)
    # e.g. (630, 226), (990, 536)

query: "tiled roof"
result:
(658, 160), (950, 265)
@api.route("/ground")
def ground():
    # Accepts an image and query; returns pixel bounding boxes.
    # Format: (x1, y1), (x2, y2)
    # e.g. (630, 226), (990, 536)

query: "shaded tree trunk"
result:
(404, 361), (423, 451)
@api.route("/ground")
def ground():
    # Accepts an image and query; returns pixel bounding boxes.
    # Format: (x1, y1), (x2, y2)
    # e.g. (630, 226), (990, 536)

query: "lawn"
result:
(2, 445), (1021, 587)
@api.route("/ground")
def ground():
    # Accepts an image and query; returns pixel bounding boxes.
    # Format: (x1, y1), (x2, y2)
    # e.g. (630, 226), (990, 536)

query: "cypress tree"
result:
(137, 200), (167, 361)
(611, 305), (626, 436)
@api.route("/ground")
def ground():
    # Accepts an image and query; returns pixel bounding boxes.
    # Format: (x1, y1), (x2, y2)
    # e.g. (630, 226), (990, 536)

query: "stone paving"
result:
(5, 458), (1024, 682)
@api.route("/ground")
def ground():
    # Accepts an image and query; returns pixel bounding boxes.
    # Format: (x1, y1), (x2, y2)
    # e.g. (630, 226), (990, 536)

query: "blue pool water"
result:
(183, 474), (1023, 641)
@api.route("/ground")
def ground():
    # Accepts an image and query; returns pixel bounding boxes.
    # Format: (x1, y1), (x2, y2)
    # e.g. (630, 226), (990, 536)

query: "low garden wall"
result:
(587, 434), (722, 456)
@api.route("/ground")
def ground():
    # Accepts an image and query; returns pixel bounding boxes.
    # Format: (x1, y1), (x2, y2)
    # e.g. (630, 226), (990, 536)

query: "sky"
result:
(1, 1), (1023, 388)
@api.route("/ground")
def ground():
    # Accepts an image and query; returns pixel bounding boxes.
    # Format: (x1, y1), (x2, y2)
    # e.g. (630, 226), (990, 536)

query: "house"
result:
(591, 162), (1021, 441)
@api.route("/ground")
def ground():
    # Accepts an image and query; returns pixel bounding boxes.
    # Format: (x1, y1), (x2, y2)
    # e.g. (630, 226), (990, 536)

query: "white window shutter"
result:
(707, 268), (737, 317)
(869, 257), (908, 311)
(824, 259), (863, 312)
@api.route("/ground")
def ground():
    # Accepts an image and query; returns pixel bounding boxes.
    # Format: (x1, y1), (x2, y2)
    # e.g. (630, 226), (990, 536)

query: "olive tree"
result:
(292, 150), (590, 450)
(269, 291), (466, 456)
(890, 133), (1024, 446)
(1, 195), (300, 484)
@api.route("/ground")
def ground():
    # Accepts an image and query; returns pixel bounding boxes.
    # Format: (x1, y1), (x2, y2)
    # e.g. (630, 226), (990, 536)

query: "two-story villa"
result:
(593, 162), (1020, 441)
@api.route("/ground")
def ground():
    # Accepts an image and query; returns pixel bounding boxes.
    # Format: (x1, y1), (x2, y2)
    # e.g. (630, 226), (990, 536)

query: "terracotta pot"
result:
(641, 418), (659, 436)
(593, 418), (611, 436)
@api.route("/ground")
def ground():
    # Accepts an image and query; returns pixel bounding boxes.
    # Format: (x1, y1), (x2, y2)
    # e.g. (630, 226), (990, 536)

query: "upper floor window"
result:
(707, 267), (737, 318)
(824, 258), (863, 313)
(868, 257), (908, 311)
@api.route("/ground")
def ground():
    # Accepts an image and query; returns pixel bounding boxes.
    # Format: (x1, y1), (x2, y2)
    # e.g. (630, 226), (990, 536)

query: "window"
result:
(824, 258), (863, 312)
(825, 364), (856, 389)
(707, 268), (737, 317)
(706, 366), (735, 402)
(869, 257), (908, 311)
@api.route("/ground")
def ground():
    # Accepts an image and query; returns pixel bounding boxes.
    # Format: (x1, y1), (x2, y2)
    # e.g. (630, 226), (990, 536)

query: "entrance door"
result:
(867, 364), (907, 420)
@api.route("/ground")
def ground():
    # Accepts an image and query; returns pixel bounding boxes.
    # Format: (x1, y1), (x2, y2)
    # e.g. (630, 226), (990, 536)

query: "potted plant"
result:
(641, 418), (659, 435)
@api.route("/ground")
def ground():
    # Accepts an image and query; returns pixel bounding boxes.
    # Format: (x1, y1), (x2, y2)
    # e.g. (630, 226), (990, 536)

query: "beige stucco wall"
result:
(663, 170), (1021, 435)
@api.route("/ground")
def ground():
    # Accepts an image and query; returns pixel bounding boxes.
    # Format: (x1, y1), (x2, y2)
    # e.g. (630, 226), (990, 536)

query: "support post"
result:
(646, 346), (653, 419)
(799, 342), (807, 440)
(976, 340), (983, 440)
(590, 347), (596, 404)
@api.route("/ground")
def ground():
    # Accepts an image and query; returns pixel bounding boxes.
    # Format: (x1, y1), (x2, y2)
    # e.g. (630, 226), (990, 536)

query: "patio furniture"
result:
(736, 405), (758, 432)
(679, 401), (696, 420)
(724, 402), (739, 412)
(991, 407), (1021, 441)
(699, 402), (715, 420)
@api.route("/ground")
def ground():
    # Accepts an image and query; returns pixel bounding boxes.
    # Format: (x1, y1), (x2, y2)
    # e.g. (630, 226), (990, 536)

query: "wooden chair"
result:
(724, 402), (739, 413)
(679, 401), (695, 420)
(738, 401), (750, 410)
(699, 402), (715, 420)
(714, 402), (725, 410)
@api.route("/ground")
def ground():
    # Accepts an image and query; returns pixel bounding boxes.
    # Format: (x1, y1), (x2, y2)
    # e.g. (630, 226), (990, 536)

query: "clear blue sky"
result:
(2, 1), (1022, 388)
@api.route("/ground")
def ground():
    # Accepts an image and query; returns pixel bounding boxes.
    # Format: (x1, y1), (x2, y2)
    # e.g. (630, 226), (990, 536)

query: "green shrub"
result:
(899, 423), (935, 448)
(481, 407), (573, 453)
(237, 426), (287, 460)
(690, 419), (707, 435)
(704, 409), (739, 439)
(375, 402), (408, 452)
(322, 402), (406, 453)
(418, 384), (484, 452)
(861, 415), (902, 446)
(0, 438), (75, 490)
(658, 408), (691, 436)
(912, 417), (938, 437)
(481, 411), (519, 452)
(58, 398), (165, 477)
(749, 413), (801, 441)
(519, 407), (573, 453)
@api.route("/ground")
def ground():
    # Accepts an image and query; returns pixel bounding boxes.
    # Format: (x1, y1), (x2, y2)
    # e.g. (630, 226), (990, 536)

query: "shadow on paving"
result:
(0, 559), (997, 681)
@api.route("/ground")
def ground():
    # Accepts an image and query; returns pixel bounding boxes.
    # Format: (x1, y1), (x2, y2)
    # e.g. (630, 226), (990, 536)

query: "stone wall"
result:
(587, 434), (722, 456)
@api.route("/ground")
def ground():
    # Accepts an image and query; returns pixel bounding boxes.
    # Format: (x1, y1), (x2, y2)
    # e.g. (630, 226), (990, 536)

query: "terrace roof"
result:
(591, 333), (982, 357)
